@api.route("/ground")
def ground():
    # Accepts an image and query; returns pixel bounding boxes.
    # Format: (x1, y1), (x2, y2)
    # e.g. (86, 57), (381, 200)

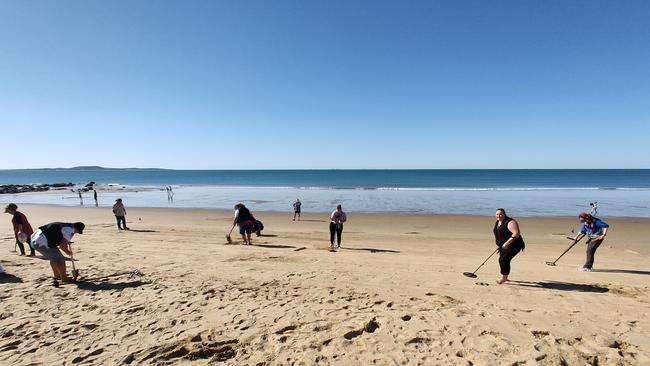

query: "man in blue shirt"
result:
(573, 212), (609, 272)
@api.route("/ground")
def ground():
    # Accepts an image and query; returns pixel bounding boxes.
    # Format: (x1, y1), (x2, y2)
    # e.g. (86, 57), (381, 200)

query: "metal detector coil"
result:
(462, 248), (499, 279)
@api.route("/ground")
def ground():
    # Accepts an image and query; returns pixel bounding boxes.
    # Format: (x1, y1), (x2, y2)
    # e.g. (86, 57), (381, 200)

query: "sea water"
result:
(0, 169), (648, 217)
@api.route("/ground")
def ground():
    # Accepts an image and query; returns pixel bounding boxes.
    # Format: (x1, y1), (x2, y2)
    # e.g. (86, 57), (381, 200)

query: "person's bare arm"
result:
(502, 220), (520, 250)
(59, 240), (72, 256)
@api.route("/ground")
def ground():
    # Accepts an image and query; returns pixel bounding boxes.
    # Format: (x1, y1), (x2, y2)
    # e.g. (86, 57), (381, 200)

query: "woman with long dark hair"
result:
(493, 208), (525, 284)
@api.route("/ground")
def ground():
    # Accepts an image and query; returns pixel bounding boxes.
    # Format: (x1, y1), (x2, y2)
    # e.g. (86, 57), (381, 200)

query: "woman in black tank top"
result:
(493, 208), (525, 284)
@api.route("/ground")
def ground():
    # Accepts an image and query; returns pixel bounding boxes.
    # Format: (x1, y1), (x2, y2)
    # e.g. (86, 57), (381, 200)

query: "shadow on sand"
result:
(253, 244), (296, 249)
(591, 269), (650, 276)
(340, 247), (400, 254)
(76, 280), (147, 292)
(297, 219), (327, 223)
(125, 229), (159, 233)
(508, 280), (608, 293)
(257, 234), (278, 237)
(0, 273), (23, 284)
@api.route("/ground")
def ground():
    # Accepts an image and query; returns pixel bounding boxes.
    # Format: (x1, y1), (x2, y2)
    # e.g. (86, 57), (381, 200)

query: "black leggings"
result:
(329, 222), (343, 246)
(498, 245), (522, 276)
(17, 237), (35, 256)
(116, 216), (127, 229)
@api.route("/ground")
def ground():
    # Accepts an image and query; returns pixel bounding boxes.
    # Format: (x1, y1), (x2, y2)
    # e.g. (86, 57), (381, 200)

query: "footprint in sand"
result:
(129, 332), (238, 364)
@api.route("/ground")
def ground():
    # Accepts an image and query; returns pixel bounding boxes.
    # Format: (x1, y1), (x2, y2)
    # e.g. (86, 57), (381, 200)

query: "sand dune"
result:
(1, 205), (649, 365)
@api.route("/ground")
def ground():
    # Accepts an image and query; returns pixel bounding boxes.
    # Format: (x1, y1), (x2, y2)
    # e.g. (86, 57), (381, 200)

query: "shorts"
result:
(31, 230), (65, 263)
(35, 245), (66, 263)
(239, 221), (254, 235)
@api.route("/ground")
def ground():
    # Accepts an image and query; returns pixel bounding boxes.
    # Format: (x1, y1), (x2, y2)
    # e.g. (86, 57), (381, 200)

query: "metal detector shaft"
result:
(548, 236), (583, 265)
(469, 248), (499, 274)
(69, 244), (79, 280)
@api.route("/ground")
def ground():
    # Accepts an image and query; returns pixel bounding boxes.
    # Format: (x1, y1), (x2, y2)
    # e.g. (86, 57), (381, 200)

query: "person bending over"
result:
(4, 203), (35, 256)
(31, 222), (85, 287)
(574, 212), (609, 272)
(233, 203), (256, 245)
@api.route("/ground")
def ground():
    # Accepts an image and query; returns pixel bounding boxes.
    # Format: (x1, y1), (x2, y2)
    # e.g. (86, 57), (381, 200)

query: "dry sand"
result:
(1, 204), (649, 365)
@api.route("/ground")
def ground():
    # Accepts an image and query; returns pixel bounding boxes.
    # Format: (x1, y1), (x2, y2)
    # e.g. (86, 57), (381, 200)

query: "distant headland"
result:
(11, 166), (169, 171)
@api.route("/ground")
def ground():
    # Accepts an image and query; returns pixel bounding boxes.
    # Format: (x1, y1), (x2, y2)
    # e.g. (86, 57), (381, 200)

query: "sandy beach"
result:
(1, 204), (649, 365)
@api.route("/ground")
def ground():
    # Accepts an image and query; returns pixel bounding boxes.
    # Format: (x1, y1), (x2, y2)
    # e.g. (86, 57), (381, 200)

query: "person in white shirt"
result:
(31, 222), (85, 286)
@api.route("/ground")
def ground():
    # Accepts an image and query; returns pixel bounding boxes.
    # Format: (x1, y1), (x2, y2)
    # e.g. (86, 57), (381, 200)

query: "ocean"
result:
(1, 169), (649, 217)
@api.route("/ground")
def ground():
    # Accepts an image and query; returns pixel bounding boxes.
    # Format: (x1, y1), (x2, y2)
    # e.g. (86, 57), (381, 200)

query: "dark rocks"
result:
(0, 183), (73, 194)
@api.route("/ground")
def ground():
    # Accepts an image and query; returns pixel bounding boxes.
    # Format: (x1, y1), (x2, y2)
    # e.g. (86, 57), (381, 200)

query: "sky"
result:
(1, 0), (649, 169)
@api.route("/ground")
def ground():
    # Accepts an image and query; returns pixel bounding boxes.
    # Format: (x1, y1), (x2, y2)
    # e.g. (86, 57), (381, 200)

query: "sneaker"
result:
(578, 267), (592, 272)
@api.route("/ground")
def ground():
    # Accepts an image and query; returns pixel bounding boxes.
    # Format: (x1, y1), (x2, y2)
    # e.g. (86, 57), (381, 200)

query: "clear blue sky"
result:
(1, 0), (649, 169)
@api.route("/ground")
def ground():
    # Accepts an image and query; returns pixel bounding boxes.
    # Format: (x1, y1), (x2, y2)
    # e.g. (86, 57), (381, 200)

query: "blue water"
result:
(2, 169), (650, 189)
(1, 169), (649, 217)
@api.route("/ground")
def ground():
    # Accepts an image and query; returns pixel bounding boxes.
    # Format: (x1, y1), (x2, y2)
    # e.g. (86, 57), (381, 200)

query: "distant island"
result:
(15, 166), (169, 171)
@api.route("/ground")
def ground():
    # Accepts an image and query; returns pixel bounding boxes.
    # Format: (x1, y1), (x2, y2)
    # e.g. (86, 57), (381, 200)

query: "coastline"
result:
(2, 185), (649, 218)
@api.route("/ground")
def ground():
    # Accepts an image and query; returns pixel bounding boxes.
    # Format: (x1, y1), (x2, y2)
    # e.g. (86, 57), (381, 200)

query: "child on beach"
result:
(254, 219), (264, 236)
(293, 199), (301, 221)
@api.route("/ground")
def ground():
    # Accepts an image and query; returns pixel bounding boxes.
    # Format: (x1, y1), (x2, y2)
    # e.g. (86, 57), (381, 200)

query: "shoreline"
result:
(5, 201), (650, 220)
(2, 183), (649, 218)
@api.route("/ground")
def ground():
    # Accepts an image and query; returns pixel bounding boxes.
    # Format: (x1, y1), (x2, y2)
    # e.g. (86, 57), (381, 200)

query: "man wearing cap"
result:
(573, 212), (610, 272)
(112, 198), (129, 230)
(31, 221), (85, 286)
(4, 203), (35, 256)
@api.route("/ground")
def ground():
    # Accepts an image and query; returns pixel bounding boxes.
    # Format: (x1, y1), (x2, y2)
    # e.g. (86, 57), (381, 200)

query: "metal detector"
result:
(463, 248), (499, 278)
(226, 224), (235, 244)
(545, 236), (583, 266)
